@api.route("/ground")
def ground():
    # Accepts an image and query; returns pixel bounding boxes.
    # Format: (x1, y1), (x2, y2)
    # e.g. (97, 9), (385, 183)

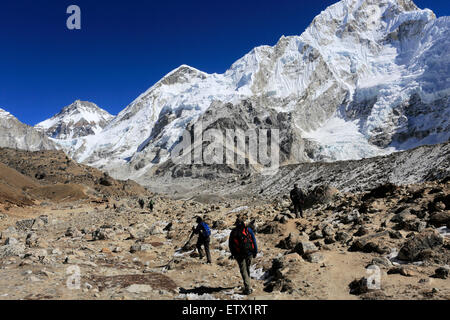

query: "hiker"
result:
(229, 217), (258, 295)
(138, 198), (145, 210)
(290, 183), (305, 218)
(148, 198), (155, 212)
(192, 216), (212, 264)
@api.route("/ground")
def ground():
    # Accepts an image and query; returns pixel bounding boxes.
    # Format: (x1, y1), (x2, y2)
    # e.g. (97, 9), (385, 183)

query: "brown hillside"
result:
(0, 148), (149, 198)
(0, 162), (38, 206)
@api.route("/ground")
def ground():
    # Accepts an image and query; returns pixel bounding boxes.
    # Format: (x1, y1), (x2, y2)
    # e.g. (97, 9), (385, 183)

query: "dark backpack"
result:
(291, 188), (305, 203)
(233, 227), (254, 256)
(200, 222), (211, 238)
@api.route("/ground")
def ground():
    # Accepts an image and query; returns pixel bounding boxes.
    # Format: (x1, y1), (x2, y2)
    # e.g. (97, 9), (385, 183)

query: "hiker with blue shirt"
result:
(192, 216), (212, 264)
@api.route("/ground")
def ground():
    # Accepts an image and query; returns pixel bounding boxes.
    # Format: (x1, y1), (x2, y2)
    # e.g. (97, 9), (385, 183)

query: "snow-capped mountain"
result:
(54, 0), (450, 181)
(0, 108), (57, 151)
(35, 100), (114, 140)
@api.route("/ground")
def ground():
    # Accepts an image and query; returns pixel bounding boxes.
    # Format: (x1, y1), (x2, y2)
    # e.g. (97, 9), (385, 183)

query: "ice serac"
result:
(35, 100), (114, 140)
(55, 0), (450, 181)
(0, 108), (57, 151)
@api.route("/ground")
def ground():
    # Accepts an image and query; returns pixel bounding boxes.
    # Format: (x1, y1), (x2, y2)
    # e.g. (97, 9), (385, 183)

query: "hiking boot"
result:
(242, 288), (253, 295)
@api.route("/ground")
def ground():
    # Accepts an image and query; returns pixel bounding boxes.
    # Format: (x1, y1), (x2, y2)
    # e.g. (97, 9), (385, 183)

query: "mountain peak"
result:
(35, 101), (114, 140)
(0, 108), (12, 117)
(160, 64), (207, 86)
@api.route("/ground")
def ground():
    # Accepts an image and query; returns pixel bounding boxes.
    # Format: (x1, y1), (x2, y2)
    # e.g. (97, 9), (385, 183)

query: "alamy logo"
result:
(366, 265), (381, 290)
(66, 265), (81, 289)
(170, 122), (280, 176)
(66, 5), (81, 30)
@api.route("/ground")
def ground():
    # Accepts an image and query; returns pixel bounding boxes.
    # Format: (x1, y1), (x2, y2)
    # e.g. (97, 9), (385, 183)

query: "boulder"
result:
(0, 243), (25, 258)
(370, 257), (393, 268)
(15, 219), (35, 231)
(432, 266), (449, 279)
(349, 277), (380, 295)
(354, 226), (369, 237)
(304, 252), (324, 263)
(92, 228), (115, 241)
(429, 212), (450, 227)
(149, 225), (164, 235)
(335, 231), (351, 243)
(65, 227), (82, 238)
(397, 229), (444, 261)
(303, 185), (339, 209)
(128, 223), (151, 239)
(0, 226), (19, 240)
(322, 225), (335, 237)
(387, 266), (416, 277)
(361, 183), (397, 201)
(276, 233), (299, 250)
(294, 241), (318, 256)
(309, 230), (323, 241)
(258, 222), (282, 234)
(25, 233), (39, 247)
(4, 237), (19, 245)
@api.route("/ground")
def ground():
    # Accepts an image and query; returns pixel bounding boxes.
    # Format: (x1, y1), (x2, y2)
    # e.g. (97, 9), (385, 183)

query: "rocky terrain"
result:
(138, 140), (450, 200)
(0, 148), (149, 208)
(0, 147), (448, 300)
(0, 0), (448, 302)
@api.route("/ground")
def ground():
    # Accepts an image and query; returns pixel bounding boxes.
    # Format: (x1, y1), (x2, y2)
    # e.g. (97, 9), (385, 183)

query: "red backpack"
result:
(233, 227), (254, 256)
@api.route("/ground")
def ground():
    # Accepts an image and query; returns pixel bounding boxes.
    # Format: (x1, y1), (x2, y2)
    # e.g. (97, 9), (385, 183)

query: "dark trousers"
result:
(196, 237), (212, 263)
(236, 256), (252, 290)
(293, 202), (303, 218)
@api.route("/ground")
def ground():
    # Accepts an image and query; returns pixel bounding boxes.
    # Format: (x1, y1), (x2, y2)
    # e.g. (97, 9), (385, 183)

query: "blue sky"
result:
(0, 0), (449, 125)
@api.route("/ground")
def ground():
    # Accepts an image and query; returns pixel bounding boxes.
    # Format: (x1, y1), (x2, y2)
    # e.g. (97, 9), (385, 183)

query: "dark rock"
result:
(349, 231), (390, 253)
(389, 230), (403, 239)
(303, 185), (339, 209)
(322, 225), (335, 237)
(335, 231), (351, 243)
(429, 212), (450, 227)
(276, 233), (298, 250)
(212, 220), (225, 230)
(397, 229), (444, 261)
(163, 222), (173, 232)
(349, 277), (380, 295)
(259, 222), (282, 234)
(309, 230), (323, 241)
(432, 266), (449, 279)
(263, 258), (294, 293)
(362, 183), (397, 201)
(354, 226), (369, 237)
(324, 235), (336, 244)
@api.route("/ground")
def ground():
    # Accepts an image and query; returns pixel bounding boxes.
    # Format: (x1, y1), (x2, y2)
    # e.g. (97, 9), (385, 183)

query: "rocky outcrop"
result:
(0, 108), (57, 152)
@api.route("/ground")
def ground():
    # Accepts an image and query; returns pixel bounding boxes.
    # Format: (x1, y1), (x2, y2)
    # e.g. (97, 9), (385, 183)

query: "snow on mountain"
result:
(35, 100), (114, 140)
(0, 108), (14, 120)
(54, 0), (450, 180)
(0, 108), (58, 152)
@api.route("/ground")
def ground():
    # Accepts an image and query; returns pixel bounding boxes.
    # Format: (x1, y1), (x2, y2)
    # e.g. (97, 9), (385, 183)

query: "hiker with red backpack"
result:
(192, 216), (212, 264)
(228, 217), (258, 295)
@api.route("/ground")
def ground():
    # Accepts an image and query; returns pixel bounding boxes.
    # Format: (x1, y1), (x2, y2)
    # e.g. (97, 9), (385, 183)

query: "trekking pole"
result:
(159, 230), (195, 271)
